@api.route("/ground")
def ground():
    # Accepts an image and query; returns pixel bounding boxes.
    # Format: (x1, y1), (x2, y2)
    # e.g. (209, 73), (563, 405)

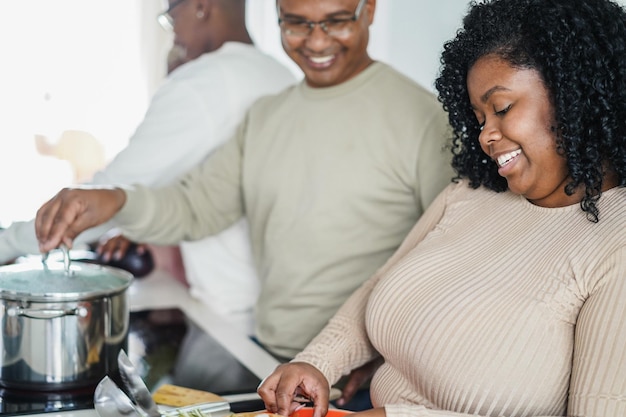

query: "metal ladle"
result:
(94, 375), (144, 417)
(94, 374), (233, 417)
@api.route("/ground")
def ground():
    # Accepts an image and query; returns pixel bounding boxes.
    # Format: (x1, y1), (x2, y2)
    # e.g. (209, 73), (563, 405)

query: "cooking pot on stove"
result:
(0, 254), (132, 391)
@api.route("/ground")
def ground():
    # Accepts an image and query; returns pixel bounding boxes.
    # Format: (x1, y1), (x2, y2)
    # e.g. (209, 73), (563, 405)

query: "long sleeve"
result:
(567, 247), (626, 417)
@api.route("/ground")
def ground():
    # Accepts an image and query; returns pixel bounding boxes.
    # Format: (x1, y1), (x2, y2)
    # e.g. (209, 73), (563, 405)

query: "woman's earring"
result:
(196, 11), (205, 19)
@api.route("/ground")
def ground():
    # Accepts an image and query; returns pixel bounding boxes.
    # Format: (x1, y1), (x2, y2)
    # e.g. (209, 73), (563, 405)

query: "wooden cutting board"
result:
(152, 383), (226, 407)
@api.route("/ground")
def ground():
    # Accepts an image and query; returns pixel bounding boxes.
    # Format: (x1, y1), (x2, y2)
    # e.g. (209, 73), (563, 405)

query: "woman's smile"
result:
(495, 148), (522, 169)
(467, 55), (576, 208)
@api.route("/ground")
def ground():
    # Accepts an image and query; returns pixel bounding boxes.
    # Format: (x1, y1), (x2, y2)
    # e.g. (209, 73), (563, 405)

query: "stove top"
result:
(0, 308), (262, 415)
(0, 386), (94, 415)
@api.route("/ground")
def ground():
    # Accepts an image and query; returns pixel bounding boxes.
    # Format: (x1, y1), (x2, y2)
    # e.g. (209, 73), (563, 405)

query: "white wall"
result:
(368, 0), (469, 91)
(368, 0), (626, 90)
(0, 0), (150, 225)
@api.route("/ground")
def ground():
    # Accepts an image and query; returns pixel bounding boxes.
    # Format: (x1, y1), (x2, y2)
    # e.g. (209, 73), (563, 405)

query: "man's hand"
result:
(335, 357), (383, 407)
(97, 234), (148, 263)
(36, 187), (126, 253)
(258, 362), (330, 417)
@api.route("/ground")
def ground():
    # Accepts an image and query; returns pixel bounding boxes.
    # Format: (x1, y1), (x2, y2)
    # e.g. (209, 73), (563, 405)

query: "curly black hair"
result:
(435, 0), (626, 222)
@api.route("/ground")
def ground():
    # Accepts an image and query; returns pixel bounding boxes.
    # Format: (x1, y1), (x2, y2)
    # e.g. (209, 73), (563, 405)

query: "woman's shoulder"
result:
(597, 186), (626, 238)
(599, 186), (626, 216)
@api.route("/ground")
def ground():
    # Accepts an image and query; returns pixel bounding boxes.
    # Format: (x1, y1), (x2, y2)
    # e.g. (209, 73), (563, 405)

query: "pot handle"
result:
(7, 306), (89, 319)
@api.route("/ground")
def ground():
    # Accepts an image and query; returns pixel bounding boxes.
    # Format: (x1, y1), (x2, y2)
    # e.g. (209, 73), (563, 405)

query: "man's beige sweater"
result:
(115, 62), (454, 358)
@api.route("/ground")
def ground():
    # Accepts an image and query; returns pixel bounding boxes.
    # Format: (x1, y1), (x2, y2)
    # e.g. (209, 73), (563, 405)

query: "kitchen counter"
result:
(20, 268), (281, 417)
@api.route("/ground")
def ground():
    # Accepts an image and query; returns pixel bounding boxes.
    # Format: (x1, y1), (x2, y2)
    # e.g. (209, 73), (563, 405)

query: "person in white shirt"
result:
(0, 0), (296, 333)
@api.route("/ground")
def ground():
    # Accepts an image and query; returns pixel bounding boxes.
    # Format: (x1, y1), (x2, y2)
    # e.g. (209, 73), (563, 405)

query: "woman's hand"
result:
(36, 187), (126, 253)
(258, 362), (330, 417)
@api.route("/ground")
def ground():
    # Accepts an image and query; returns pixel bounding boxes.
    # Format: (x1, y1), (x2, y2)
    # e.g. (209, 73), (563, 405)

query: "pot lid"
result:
(0, 260), (133, 301)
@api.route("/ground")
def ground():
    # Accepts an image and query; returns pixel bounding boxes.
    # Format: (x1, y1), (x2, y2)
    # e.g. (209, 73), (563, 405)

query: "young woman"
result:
(257, 0), (626, 416)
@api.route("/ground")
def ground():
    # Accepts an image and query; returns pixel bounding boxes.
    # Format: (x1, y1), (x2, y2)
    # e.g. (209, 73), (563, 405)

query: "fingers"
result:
(258, 368), (296, 415)
(257, 372), (281, 414)
(335, 357), (383, 407)
(311, 399), (328, 417)
(299, 374), (328, 417)
(35, 195), (58, 251)
(97, 235), (132, 262)
(335, 384), (356, 407)
(335, 368), (364, 407)
(36, 189), (81, 253)
(257, 363), (330, 417)
(135, 243), (148, 255)
(35, 187), (127, 254)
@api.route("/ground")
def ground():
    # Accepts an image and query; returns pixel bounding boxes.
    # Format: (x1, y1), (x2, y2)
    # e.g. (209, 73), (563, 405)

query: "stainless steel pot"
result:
(0, 255), (133, 391)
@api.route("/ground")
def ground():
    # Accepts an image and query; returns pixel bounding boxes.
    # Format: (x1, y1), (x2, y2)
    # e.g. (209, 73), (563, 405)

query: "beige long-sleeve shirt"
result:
(114, 62), (454, 358)
(295, 180), (626, 417)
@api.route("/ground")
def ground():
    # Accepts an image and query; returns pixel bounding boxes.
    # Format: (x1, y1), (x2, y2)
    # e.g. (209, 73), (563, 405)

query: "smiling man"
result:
(35, 0), (454, 408)
(277, 0), (373, 87)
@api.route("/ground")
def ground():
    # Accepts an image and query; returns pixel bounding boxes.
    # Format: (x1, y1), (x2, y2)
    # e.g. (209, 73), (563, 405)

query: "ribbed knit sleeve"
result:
(568, 247), (626, 416)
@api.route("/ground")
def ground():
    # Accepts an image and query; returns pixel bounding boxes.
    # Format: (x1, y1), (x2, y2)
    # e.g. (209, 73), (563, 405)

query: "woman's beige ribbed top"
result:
(295, 180), (626, 417)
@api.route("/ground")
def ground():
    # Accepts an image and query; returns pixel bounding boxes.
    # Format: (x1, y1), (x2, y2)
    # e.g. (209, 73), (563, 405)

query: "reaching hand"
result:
(335, 356), (383, 408)
(258, 362), (330, 417)
(97, 234), (147, 263)
(35, 187), (127, 253)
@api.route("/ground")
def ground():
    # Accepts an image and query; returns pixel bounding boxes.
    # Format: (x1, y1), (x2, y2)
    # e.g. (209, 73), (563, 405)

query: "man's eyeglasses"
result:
(278, 0), (366, 38)
(157, 0), (187, 31)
